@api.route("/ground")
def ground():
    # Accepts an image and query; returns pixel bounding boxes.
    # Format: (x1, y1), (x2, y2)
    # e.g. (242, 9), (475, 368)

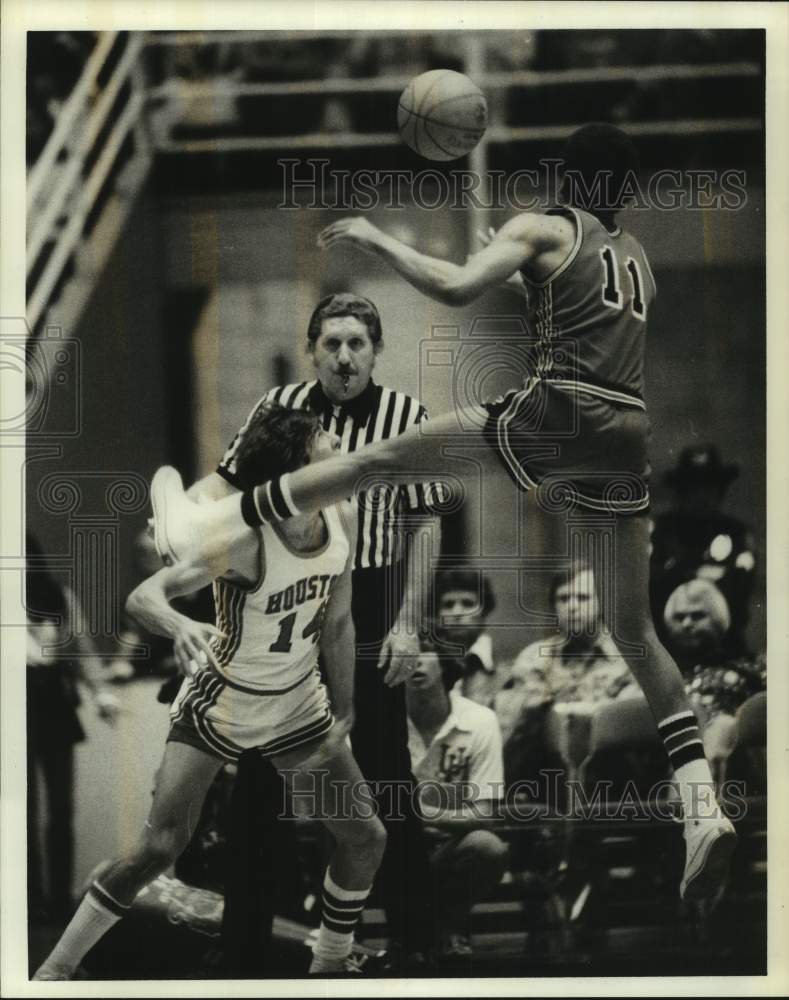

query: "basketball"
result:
(397, 69), (488, 161)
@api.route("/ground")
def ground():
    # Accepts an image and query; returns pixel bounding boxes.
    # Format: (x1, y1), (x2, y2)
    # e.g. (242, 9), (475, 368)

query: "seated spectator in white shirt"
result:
(497, 559), (638, 795)
(406, 646), (508, 961)
(432, 566), (502, 706)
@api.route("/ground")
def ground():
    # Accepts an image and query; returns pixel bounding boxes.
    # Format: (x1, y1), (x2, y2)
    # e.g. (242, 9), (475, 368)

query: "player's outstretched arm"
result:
(126, 556), (227, 675)
(317, 214), (560, 306)
(473, 226), (527, 296)
(319, 503), (358, 727)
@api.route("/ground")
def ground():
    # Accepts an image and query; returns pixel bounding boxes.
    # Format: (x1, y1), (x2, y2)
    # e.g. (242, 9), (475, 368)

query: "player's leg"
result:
(272, 736), (388, 974)
(33, 740), (223, 979)
(151, 409), (485, 564)
(592, 511), (737, 899)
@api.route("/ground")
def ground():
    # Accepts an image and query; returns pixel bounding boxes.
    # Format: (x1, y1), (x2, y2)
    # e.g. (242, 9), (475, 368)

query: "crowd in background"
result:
(27, 29), (763, 164)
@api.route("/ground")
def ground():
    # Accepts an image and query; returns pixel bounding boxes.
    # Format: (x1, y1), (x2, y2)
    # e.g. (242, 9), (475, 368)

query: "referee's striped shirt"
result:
(217, 379), (444, 570)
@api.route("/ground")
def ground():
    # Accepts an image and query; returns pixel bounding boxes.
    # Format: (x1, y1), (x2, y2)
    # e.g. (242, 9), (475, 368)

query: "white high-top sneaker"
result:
(680, 812), (737, 900)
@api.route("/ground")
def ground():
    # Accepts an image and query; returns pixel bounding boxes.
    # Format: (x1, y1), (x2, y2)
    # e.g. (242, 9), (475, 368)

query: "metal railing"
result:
(26, 32), (151, 336)
(147, 59), (761, 102)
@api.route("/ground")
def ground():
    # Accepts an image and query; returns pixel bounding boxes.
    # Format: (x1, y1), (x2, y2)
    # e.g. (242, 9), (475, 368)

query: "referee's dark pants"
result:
(350, 563), (436, 955)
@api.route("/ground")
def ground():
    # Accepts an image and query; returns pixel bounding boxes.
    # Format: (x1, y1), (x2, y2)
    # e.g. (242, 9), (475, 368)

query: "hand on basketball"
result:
(171, 619), (226, 677)
(378, 628), (420, 687)
(317, 217), (381, 254)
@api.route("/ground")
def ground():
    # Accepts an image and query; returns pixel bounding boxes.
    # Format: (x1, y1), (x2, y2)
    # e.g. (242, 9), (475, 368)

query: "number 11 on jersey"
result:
(600, 245), (646, 320)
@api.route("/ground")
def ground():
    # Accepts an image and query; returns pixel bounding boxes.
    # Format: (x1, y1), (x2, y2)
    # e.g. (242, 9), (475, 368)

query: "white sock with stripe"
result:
(34, 881), (130, 979)
(658, 711), (718, 821)
(309, 869), (371, 973)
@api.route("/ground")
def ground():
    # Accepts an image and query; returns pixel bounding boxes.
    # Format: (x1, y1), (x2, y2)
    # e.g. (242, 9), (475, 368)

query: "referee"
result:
(190, 293), (442, 972)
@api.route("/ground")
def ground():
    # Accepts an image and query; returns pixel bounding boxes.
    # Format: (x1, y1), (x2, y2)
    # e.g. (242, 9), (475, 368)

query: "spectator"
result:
(26, 532), (119, 922)
(498, 559), (638, 793)
(432, 566), (501, 706)
(406, 646), (508, 962)
(650, 444), (757, 654)
(663, 579), (766, 783)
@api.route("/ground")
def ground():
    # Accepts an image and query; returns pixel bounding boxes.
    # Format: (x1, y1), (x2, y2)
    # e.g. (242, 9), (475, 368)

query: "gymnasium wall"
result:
(26, 183), (169, 635)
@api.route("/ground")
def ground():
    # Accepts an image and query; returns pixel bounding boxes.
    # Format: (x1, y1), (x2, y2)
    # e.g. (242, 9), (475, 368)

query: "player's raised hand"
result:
(171, 619), (226, 677)
(378, 627), (420, 687)
(317, 217), (381, 253)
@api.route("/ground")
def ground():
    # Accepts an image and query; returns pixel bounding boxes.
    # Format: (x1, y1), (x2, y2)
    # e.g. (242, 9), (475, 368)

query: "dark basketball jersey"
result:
(521, 206), (657, 403)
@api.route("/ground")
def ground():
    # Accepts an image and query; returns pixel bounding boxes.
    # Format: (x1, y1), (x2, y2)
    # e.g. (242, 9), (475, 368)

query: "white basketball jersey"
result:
(210, 505), (350, 693)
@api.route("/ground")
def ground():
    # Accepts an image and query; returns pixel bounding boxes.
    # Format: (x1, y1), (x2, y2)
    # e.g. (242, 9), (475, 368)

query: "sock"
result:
(309, 870), (371, 973)
(658, 711), (718, 821)
(241, 474), (300, 528)
(35, 881), (130, 977)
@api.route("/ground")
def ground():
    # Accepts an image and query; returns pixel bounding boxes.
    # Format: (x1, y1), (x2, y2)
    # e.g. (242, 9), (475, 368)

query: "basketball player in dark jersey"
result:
(150, 124), (736, 901)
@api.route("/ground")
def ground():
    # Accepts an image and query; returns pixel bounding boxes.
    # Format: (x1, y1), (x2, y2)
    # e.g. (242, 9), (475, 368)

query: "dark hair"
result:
(432, 566), (496, 618)
(233, 402), (320, 490)
(307, 293), (382, 345)
(561, 123), (640, 213)
(548, 558), (595, 609)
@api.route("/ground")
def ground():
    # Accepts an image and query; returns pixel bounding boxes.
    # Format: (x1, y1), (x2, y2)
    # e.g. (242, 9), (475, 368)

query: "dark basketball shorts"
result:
(167, 663), (334, 762)
(482, 375), (651, 515)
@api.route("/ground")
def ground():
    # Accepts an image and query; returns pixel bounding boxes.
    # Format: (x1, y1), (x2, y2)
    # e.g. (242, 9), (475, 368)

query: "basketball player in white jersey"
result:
(34, 404), (386, 979)
(148, 125), (736, 901)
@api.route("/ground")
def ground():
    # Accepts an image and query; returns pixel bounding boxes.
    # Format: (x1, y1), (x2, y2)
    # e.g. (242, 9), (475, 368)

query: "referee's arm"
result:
(378, 509), (442, 687)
